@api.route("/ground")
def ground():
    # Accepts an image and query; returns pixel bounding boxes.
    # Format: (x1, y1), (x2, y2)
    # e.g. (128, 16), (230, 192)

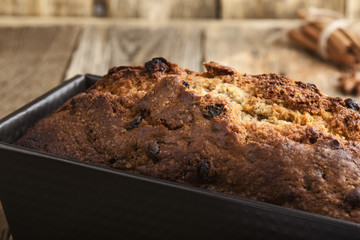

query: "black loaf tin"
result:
(0, 75), (360, 240)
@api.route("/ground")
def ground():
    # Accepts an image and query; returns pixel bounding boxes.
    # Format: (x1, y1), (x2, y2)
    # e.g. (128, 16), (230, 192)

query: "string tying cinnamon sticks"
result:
(288, 8), (360, 69)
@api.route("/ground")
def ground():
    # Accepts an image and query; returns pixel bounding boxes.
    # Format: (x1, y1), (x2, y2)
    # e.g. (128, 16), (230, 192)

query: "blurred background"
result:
(1, 1), (360, 239)
(0, 0), (357, 19)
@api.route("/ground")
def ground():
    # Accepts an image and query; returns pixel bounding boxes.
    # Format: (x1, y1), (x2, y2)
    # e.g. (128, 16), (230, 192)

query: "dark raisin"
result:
(144, 57), (169, 74)
(303, 176), (314, 191)
(307, 83), (316, 88)
(345, 188), (360, 208)
(68, 99), (77, 114)
(87, 129), (96, 142)
(182, 81), (190, 89)
(307, 83), (319, 94)
(126, 115), (143, 130)
(278, 189), (296, 204)
(109, 158), (118, 165)
(148, 141), (160, 162)
(329, 139), (340, 149)
(257, 114), (267, 120)
(309, 136), (317, 144)
(198, 160), (210, 182)
(295, 81), (307, 89)
(70, 98), (76, 106)
(344, 98), (360, 111)
(203, 104), (225, 119)
(306, 127), (319, 144)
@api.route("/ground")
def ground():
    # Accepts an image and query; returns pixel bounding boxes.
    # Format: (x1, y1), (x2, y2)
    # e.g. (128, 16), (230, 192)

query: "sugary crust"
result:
(16, 58), (360, 223)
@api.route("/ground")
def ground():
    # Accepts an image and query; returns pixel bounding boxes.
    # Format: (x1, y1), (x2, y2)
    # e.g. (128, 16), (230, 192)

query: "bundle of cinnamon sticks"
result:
(288, 9), (360, 69)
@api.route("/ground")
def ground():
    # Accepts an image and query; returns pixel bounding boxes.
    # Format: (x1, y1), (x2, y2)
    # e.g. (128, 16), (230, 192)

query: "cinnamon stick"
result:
(327, 29), (352, 54)
(300, 24), (321, 42)
(288, 29), (318, 53)
(342, 28), (360, 47)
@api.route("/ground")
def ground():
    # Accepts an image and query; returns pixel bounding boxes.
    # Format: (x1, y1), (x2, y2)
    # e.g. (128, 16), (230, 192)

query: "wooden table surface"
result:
(0, 17), (359, 239)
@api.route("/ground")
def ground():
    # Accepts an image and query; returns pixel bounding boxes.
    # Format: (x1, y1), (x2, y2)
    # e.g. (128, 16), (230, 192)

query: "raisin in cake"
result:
(16, 58), (360, 223)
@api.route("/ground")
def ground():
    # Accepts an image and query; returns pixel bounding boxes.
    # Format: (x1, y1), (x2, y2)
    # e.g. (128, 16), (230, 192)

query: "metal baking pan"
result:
(0, 75), (359, 240)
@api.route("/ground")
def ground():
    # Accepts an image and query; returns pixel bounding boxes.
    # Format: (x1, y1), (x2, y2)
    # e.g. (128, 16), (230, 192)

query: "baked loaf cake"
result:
(16, 58), (360, 223)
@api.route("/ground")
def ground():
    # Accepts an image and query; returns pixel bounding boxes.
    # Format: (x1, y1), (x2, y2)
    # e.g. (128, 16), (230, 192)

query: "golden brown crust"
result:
(16, 58), (360, 223)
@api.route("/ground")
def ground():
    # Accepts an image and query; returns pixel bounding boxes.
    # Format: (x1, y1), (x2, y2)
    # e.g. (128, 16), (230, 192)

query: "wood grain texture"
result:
(0, 26), (80, 118)
(66, 25), (203, 78)
(3, 0), (360, 19)
(96, 0), (218, 19)
(38, 0), (93, 16)
(0, 0), (39, 16)
(221, 0), (346, 18)
(204, 21), (359, 100)
(170, 0), (219, 18)
(0, 0), (92, 16)
(0, 0), (217, 18)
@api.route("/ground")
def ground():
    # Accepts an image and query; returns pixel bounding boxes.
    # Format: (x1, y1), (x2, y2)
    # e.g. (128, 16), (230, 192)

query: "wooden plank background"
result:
(65, 25), (203, 79)
(0, 25), (80, 118)
(221, 0), (346, 18)
(1, 0), (360, 18)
